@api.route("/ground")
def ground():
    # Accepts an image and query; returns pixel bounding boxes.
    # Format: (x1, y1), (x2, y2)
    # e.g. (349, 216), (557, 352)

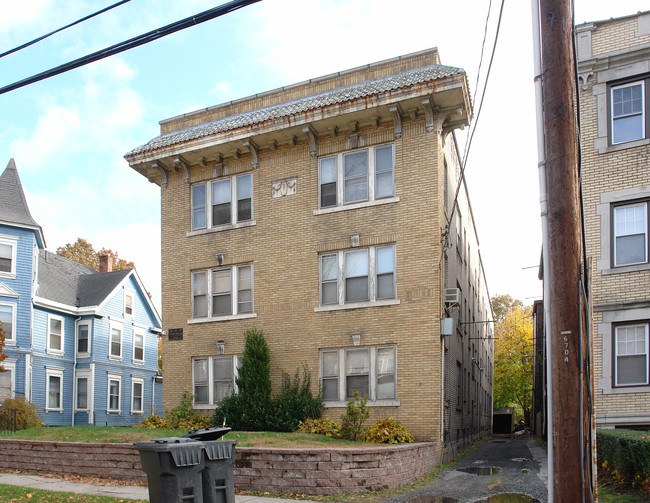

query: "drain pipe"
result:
(531, 0), (553, 500)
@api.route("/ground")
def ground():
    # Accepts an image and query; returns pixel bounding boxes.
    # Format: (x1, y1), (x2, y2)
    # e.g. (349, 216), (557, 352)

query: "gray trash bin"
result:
(134, 437), (204, 503)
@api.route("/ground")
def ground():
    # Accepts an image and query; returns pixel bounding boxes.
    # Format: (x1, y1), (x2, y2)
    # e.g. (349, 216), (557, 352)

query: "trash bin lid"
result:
(134, 437), (203, 467)
(182, 426), (232, 440)
(203, 440), (237, 460)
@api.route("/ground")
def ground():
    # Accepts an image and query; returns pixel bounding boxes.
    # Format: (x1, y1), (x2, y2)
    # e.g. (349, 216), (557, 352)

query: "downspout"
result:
(72, 317), (81, 427)
(531, 0), (553, 499)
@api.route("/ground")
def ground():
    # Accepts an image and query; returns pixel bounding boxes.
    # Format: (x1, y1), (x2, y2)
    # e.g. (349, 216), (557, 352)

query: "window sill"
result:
(601, 262), (650, 275)
(315, 299), (400, 312)
(107, 411), (121, 415)
(187, 220), (256, 237)
(0, 272), (16, 279)
(131, 411), (144, 415)
(46, 350), (64, 356)
(194, 404), (217, 410)
(132, 360), (145, 366)
(188, 313), (257, 324)
(598, 137), (649, 154)
(602, 383), (650, 395)
(313, 197), (399, 215)
(46, 409), (63, 413)
(5, 340), (16, 346)
(76, 353), (90, 358)
(108, 356), (123, 362)
(324, 400), (400, 408)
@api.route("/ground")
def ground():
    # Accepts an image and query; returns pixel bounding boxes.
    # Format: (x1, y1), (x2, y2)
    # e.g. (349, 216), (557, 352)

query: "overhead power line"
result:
(0, 0), (132, 60)
(0, 0), (262, 96)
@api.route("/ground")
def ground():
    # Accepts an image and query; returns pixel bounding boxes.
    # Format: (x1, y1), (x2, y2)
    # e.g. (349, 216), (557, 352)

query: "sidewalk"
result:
(0, 472), (317, 502)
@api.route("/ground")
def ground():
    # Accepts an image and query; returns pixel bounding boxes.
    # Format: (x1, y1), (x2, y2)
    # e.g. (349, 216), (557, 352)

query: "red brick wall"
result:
(0, 439), (437, 494)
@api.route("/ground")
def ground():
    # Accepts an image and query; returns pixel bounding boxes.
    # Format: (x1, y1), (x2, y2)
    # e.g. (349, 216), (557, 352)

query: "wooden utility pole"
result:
(539, 0), (593, 501)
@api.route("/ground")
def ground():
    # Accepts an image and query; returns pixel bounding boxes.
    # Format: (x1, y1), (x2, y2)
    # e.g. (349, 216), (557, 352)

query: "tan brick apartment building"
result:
(577, 11), (650, 429)
(125, 48), (493, 455)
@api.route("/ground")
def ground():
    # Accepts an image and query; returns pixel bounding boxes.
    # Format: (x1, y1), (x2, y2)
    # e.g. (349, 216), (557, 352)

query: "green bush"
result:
(267, 367), (322, 432)
(339, 392), (369, 441)
(297, 417), (341, 438)
(597, 428), (650, 489)
(134, 414), (169, 429)
(136, 392), (209, 430)
(0, 397), (42, 430)
(363, 417), (415, 444)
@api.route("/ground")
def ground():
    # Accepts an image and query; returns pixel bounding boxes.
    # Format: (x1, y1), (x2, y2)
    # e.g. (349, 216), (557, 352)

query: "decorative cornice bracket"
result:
(242, 139), (259, 170)
(302, 125), (318, 157)
(422, 98), (435, 133)
(389, 105), (402, 139)
(173, 155), (190, 184)
(151, 161), (169, 189)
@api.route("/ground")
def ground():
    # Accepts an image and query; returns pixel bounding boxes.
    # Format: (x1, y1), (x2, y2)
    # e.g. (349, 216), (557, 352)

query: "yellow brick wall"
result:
(160, 116), (448, 441)
(591, 16), (650, 57)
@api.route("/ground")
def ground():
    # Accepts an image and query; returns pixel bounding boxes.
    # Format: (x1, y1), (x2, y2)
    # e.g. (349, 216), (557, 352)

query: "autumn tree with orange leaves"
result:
(56, 238), (135, 271)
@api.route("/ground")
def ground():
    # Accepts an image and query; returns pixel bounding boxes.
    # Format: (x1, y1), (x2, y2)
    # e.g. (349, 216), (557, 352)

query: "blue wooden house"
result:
(0, 159), (162, 426)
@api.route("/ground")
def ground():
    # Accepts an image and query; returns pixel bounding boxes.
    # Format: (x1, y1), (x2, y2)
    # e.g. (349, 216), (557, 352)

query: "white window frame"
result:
(613, 201), (648, 267)
(614, 323), (650, 387)
(0, 234), (18, 278)
(131, 377), (144, 414)
(611, 80), (645, 145)
(107, 373), (122, 413)
(317, 144), (396, 211)
(47, 314), (64, 355)
(109, 321), (123, 361)
(132, 328), (145, 364)
(124, 289), (135, 319)
(189, 264), (255, 323)
(320, 345), (398, 407)
(75, 370), (91, 412)
(45, 367), (64, 412)
(192, 355), (239, 409)
(316, 245), (398, 311)
(76, 320), (91, 357)
(0, 359), (16, 400)
(190, 173), (254, 233)
(0, 301), (16, 345)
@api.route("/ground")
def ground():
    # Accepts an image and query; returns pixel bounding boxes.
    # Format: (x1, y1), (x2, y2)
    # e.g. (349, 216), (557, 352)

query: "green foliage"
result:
(339, 392), (369, 441)
(134, 414), (169, 429)
(491, 294), (524, 322)
(0, 397), (42, 430)
(267, 367), (323, 432)
(296, 417), (342, 438)
(363, 417), (415, 444)
(598, 429), (650, 490)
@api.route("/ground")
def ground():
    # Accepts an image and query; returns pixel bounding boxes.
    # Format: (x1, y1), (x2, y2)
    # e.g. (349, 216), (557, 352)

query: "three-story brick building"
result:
(125, 48), (493, 456)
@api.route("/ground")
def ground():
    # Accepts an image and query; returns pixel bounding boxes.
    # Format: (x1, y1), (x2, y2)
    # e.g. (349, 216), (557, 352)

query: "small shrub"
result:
(340, 392), (369, 441)
(134, 414), (169, 429)
(0, 397), (42, 430)
(267, 367), (323, 432)
(297, 417), (341, 438)
(597, 429), (650, 489)
(363, 417), (415, 444)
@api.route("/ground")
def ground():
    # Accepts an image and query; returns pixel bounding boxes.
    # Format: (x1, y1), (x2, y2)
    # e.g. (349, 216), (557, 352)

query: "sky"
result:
(1, 0), (648, 313)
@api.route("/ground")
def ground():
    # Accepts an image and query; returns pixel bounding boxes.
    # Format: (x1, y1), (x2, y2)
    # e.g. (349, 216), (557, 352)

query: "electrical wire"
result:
(448, 0), (506, 229)
(0, 0), (262, 96)
(0, 0), (132, 60)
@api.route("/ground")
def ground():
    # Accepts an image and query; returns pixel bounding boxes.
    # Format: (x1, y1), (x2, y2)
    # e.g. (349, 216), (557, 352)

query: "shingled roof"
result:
(37, 252), (131, 308)
(125, 64), (464, 158)
(0, 159), (45, 247)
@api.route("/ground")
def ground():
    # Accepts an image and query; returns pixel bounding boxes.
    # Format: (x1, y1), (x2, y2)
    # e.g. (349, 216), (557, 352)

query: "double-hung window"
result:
(191, 264), (254, 320)
(0, 235), (17, 277)
(107, 374), (121, 413)
(613, 201), (648, 267)
(133, 329), (145, 364)
(47, 315), (64, 355)
(614, 323), (649, 386)
(109, 321), (123, 360)
(611, 80), (646, 145)
(318, 144), (395, 209)
(191, 174), (253, 231)
(0, 302), (15, 344)
(46, 368), (63, 411)
(320, 346), (397, 403)
(131, 378), (144, 414)
(319, 245), (396, 307)
(76, 320), (90, 356)
(75, 372), (90, 411)
(124, 291), (134, 319)
(193, 356), (239, 407)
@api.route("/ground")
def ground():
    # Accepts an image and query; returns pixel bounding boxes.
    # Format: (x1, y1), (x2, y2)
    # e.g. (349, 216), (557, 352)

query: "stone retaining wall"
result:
(0, 439), (438, 494)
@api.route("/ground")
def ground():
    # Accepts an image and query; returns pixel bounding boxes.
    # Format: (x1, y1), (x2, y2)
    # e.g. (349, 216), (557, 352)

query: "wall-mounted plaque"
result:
(168, 328), (183, 341)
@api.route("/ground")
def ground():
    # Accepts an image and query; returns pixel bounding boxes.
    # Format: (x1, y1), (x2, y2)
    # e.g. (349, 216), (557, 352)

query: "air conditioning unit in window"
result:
(445, 288), (460, 305)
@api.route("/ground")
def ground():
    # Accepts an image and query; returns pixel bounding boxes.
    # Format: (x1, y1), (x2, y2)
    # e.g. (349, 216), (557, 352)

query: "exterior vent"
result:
(445, 288), (460, 305)
(440, 318), (455, 336)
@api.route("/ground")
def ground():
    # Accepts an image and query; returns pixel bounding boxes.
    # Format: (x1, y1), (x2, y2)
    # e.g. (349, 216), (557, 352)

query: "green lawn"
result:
(0, 484), (145, 502)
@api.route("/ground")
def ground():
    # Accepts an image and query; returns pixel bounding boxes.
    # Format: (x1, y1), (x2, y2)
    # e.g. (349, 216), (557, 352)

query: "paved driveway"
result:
(383, 435), (548, 503)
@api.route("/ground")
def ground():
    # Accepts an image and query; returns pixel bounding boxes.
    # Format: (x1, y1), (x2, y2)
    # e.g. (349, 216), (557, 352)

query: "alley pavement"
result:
(382, 435), (548, 503)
